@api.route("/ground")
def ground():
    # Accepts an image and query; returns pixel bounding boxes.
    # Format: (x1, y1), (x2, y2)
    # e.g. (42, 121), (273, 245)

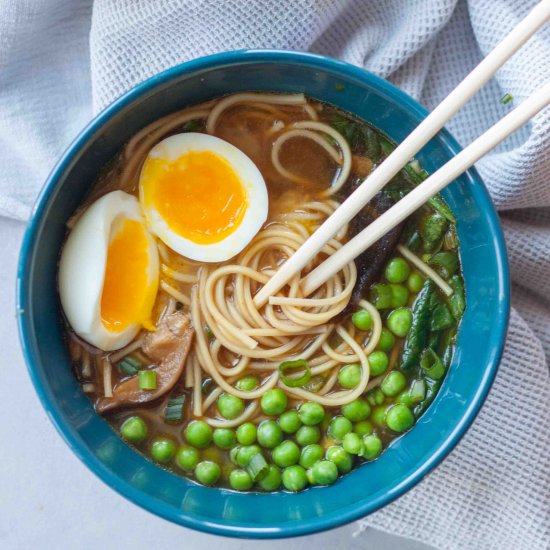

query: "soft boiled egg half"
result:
(139, 132), (268, 262)
(59, 191), (159, 351)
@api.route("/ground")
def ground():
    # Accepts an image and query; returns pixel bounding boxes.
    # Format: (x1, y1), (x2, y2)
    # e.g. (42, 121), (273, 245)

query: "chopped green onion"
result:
(204, 325), (214, 338)
(138, 370), (157, 390)
(409, 379), (426, 403)
(420, 349), (445, 380)
(279, 359), (311, 388)
(500, 93), (513, 105)
(245, 452), (269, 481)
(369, 283), (393, 309)
(118, 356), (143, 376)
(409, 159), (422, 174)
(403, 162), (428, 184)
(164, 395), (186, 423)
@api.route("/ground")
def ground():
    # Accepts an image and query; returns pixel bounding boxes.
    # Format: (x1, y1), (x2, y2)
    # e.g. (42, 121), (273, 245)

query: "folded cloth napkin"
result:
(1, 0), (549, 548)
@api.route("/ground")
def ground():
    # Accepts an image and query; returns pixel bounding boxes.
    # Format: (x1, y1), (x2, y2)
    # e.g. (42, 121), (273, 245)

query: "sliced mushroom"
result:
(96, 311), (194, 413)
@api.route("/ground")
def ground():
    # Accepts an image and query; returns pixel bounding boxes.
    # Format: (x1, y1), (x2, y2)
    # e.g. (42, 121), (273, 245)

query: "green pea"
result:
(337, 364), (362, 389)
(341, 398), (371, 422)
(387, 308), (413, 337)
(261, 389), (288, 415)
(371, 406), (387, 427)
(352, 309), (373, 331)
(306, 467), (315, 485)
(236, 422), (257, 445)
(279, 410), (302, 434)
(229, 469), (253, 491)
(282, 465), (308, 492)
(235, 375), (259, 392)
(386, 404), (415, 433)
(120, 416), (147, 443)
(385, 257), (410, 283)
(218, 393), (245, 420)
(376, 328), (395, 351)
(381, 370), (407, 397)
(258, 464), (282, 491)
(299, 443), (324, 469)
(407, 272), (424, 293)
(362, 434), (383, 460)
(212, 428), (237, 449)
(328, 416), (353, 441)
(326, 445), (353, 473)
(311, 460), (338, 485)
(368, 351), (389, 376)
(296, 425), (320, 446)
(150, 437), (176, 463)
(175, 446), (199, 471)
(390, 284), (410, 307)
(373, 388), (386, 405)
(298, 402), (325, 426)
(354, 420), (374, 436)
(342, 432), (363, 455)
(257, 420), (283, 449)
(236, 444), (262, 467)
(184, 420), (213, 449)
(272, 440), (300, 467)
(194, 460), (221, 486)
(396, 389), (413, 406)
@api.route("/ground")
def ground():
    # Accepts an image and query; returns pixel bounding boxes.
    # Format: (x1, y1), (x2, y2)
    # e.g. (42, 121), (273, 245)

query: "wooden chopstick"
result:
(300, 83), (550, 296)
(254, 0), (550, 307)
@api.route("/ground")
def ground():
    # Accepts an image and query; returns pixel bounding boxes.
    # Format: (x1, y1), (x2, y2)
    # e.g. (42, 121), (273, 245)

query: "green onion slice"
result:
(409, 379), (427, 403)
(138, 370), (157, 390)
(278, 359), (311, 388)
(369, 283), (394, 310)
(246, 453), (269, 481)
(420, 349), (445, 380)
(117, 355), (143, 376)
(500, 93), (513, 105)
(164, 394), (186, 422)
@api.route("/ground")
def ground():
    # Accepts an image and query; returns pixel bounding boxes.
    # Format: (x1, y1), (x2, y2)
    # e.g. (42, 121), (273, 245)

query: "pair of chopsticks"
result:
(254, 0), (550, 306)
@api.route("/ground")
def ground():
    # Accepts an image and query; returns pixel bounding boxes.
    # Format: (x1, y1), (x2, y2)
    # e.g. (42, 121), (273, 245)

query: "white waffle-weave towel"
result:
(0, 1), (548, 548)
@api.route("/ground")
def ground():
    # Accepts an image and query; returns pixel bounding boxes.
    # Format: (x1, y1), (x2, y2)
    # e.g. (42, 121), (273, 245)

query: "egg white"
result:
(58, 191), (159, 351)
(139, 132), (268, 262)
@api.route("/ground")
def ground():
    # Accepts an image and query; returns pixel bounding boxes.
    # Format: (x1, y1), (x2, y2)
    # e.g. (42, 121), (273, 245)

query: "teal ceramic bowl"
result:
(17, 50), (509, 538)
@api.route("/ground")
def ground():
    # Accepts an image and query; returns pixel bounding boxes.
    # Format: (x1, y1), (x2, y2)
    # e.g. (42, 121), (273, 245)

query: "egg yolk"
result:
(101, 219), (156, 332)
(141, 150), (248, 244)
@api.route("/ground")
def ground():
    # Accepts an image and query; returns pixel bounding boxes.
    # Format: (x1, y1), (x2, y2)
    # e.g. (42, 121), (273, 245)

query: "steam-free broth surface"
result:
(62, 93), (465, 492)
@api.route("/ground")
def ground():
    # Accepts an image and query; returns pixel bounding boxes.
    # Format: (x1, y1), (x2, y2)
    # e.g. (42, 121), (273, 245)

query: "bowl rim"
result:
(17, 49), (510, 539)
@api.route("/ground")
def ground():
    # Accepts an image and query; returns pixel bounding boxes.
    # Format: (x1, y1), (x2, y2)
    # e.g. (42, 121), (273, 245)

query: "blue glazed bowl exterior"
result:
(17, 50), (509, 538)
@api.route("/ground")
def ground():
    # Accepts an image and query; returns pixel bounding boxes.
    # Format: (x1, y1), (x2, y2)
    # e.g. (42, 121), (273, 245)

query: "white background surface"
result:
(1, 214), (432, 549)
